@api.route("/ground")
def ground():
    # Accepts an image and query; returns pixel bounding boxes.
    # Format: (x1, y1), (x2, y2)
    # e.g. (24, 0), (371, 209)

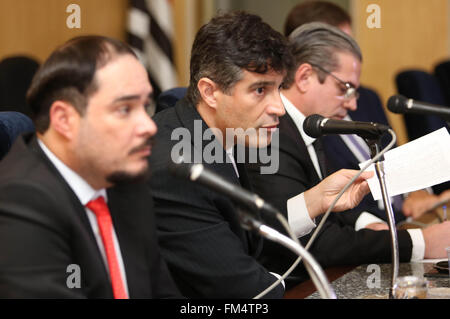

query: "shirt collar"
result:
(280, 93), (316, 147)
(37, 139), (107, 205)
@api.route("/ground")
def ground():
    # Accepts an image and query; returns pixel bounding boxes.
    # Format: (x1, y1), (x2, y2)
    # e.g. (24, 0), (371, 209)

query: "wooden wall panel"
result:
(352, 0), (449, 144)
(173, 0), (203, 86)
(0, 0), (128, 63)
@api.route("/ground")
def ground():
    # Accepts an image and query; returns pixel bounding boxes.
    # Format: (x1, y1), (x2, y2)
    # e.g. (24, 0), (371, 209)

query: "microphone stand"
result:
(365, 138), (399, 299)
(238, 210), (337, 299)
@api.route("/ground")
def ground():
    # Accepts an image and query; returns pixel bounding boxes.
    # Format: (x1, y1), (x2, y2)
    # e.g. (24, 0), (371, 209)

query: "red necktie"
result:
(86, 196), (128, 299)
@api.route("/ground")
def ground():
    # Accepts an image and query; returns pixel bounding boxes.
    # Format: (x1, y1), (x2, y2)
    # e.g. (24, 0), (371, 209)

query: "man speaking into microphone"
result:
(245, 22), (450, 284)
(149, 12), (374, 298)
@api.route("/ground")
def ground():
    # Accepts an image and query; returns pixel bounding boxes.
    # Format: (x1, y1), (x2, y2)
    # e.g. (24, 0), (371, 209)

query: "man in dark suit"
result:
(150, 12), (374, 298)
(246, 23), (450, 283)
(0, 36), (180, 298)
(284, 0), (406, 223)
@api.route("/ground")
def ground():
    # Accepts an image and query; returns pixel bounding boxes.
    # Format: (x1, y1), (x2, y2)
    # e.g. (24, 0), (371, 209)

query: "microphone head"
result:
(387, 94), (408, 114)
(303, 114), (325, 138)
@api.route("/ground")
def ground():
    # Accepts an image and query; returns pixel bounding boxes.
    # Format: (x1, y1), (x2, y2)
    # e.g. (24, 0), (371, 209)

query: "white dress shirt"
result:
(38, 139), (129, 294)
(280, 94), (425, 261)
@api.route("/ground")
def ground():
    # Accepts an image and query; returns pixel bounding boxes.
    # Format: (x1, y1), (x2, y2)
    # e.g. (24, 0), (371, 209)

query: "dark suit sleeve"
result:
(0, 182), (86, 298)
(150, 164), (284, 298)
(149, 249), (184, 299)
(145, 196), (183, 299)
(149, 105), (283, 298)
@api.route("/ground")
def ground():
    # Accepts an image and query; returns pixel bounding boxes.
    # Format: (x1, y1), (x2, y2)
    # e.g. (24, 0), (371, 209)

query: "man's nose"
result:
(138, 111), (158, 137)
(343, 97), (357, 111)
(269, 92), (286, 117)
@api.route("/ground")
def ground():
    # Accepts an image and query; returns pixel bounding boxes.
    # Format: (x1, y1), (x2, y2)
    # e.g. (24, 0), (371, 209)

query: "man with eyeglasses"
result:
(310, 64), (359, 101)
(245, 22), (450, 286)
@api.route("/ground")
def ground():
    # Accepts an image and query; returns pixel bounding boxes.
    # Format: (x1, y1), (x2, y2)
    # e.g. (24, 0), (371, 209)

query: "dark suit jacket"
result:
(149, 98), (284, 298)
(245, 113), (414, 283)
(0, 134), (180, 298)
(322, 86), (406, 222)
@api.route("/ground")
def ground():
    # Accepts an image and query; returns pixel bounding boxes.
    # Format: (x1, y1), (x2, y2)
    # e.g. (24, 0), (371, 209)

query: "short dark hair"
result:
(284, 1), (351, 36)
(186, 11), (293, 106)
(27, 35), (137, 133)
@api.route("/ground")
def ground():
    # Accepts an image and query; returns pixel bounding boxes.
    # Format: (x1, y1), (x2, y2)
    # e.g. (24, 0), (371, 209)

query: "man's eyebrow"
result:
(248, 81), (276, 89)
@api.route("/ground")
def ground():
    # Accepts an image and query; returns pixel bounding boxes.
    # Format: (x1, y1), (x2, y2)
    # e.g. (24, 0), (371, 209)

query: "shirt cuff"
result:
(287, 192), (316, 238)
(270, 272), (285, 289)
(355, 212), (386, 231)
(407, 229), (425, 261)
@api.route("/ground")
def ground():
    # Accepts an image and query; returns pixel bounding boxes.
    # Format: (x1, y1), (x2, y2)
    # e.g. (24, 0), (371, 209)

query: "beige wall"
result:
(0, 0), (201, 87)
(0, 0), (128, 63)
(352, 0), (450, 144)
(222, 0), (349, 33)
(1, 1), (449, 143)
(172, 0), (205, 86)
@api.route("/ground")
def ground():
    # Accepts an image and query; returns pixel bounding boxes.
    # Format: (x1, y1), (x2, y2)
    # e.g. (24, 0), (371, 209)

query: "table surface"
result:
(284, 207), (450, 299)
(301, 262), (450, 299)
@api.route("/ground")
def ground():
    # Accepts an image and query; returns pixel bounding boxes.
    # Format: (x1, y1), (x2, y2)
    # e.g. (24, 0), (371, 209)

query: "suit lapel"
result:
(175, 98), (240, 185)
(28, 136), (95, 231)
(236, 161), (264, 257)
(107, 185), (151, 298)
(175, 99), (262, 256)
(30, 136), (151, 298)
(279, 114), (322, 184)
(312, 137), (330, 178)
(26, 135), (112, 297)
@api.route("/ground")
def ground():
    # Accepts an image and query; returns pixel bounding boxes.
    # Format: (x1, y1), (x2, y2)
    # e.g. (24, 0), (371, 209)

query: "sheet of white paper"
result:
(359, 127), (450, 201)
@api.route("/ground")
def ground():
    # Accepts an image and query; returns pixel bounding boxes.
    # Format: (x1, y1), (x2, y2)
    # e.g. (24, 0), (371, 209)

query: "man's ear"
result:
(48, 101), (80, 140)
(295, 63), (315, 93)
(197, 77), (220, 109)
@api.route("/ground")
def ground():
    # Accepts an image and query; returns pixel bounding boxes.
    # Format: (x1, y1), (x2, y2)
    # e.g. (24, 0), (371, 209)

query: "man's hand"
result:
(423, 221), (450, 258)
(365, 222), (389, 231)
(402, 190), (438, 219)
(403, 189), (450, 220)
(304, 169), (373, 219)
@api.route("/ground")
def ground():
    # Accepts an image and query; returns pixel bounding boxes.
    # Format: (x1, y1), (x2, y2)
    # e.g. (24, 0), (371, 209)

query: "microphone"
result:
(387, 94), (450, 121)
(169, 159), (336, 299)
(169, 159), (279, 218)
(303, 114), (390, 140)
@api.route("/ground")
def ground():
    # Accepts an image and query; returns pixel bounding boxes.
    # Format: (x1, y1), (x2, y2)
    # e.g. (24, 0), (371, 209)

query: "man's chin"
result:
(333, 114), (346, 120)
(245, 137), (271, 149)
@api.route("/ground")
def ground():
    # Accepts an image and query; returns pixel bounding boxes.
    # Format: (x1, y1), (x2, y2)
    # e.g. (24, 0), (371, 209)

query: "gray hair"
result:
(284, 22), (362, 88)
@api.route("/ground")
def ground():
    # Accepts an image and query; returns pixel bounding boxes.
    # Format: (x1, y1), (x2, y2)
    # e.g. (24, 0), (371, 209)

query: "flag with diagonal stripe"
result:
(127, 0), (177, 113)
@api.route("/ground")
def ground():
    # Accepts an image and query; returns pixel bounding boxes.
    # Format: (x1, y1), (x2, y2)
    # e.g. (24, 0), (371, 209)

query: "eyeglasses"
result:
(311, 64), (359, 101)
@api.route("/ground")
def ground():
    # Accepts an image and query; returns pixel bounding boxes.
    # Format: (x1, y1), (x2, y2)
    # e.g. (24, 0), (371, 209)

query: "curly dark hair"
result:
(186, 11), (293, 105)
